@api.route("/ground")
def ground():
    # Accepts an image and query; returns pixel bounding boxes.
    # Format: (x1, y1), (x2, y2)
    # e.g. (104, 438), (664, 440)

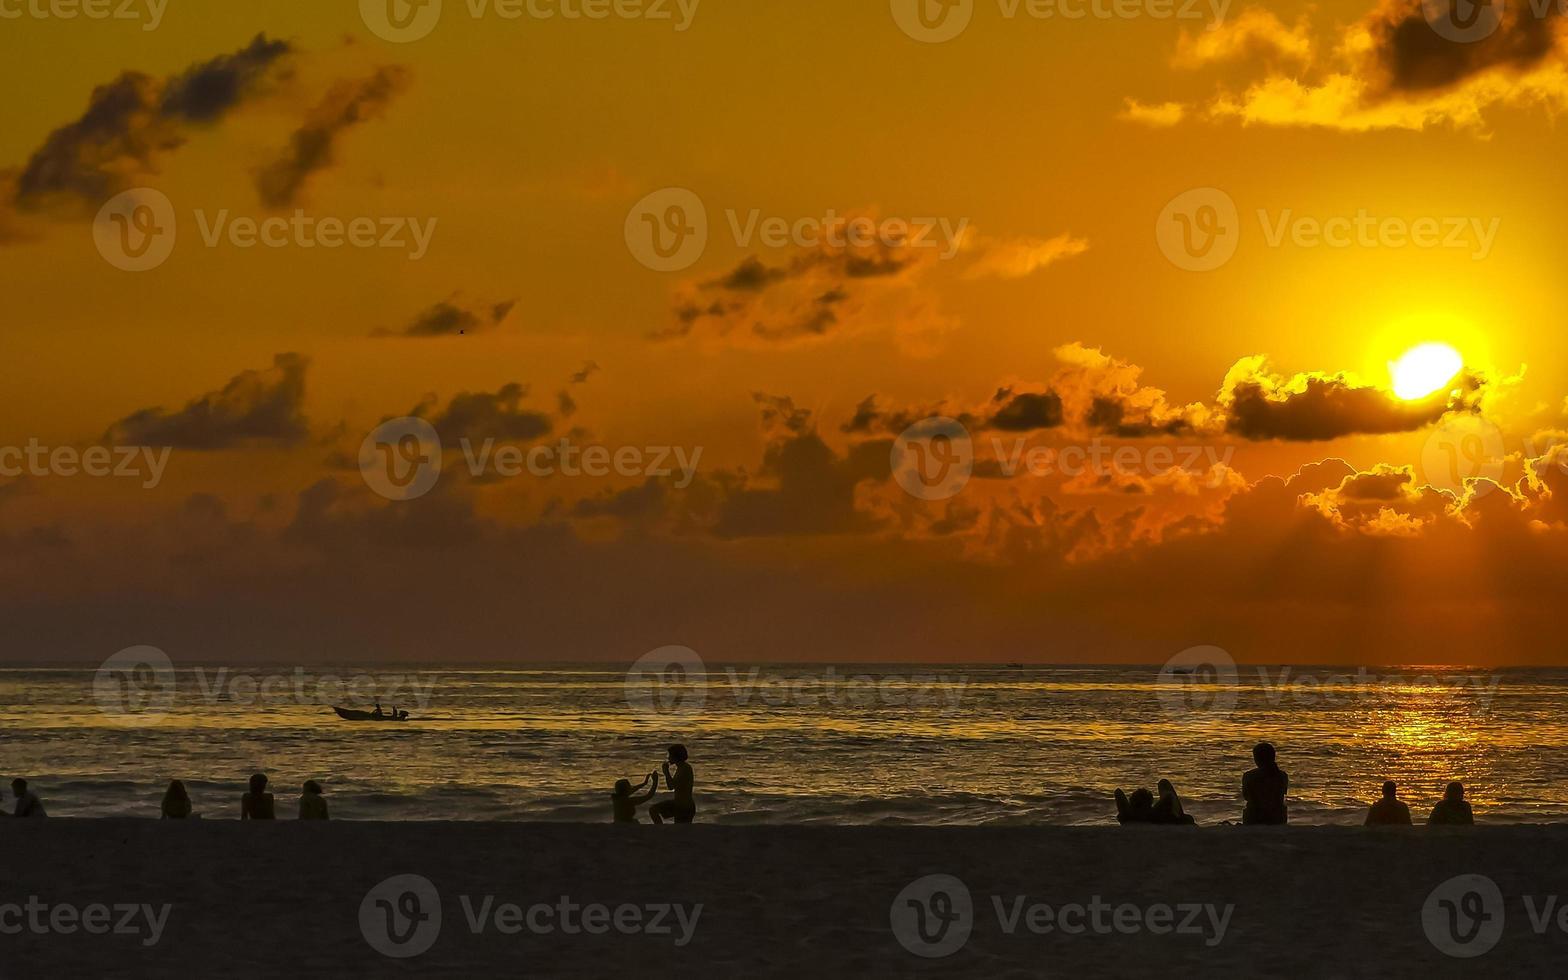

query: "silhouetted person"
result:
(612, 772), (659, 823)
(11, 779), (47, 818)
(1114, 787), (1155, 824)
(372, 702), (385, 720)
(650, 744), (695, 824)
(299, 780), (329, 820)
(241, 773), (275, 820)
(1428, 782), (1474, 826)
(161, 780), (193, 819)
(1365, 781), (1411, 825)
(1152, 778), (1197, 825)
(1241, 742), (1288, 825)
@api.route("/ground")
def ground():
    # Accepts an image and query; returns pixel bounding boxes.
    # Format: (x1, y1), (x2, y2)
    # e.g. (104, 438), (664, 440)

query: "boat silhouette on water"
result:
(331, 706), (409, 722)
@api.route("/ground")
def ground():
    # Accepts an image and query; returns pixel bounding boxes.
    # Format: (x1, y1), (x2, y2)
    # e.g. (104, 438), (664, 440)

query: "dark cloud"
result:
(654, 235), (936, 346)
(1221, 359), (1478, 441)
(989, 389), (1065, 432)
(106, 353), (309, 449)
(12, 34), (291, 211)
(159, 34), (294, 122)
(412, 383), (553, 444)
(571, 479), (666, 521)
(753, 393), (814, 437)
(256, 64), (411, 208)
(376, 296), (515, 338)
(1369, 0), (1564, 94)
(713, 432), (890, 538)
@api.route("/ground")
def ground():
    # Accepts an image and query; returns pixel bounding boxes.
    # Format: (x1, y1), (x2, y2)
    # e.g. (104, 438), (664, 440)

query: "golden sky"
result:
(2, 0), (1567, 663)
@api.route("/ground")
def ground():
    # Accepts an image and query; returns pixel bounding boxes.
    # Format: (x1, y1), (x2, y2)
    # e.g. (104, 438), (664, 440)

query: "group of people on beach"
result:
(611, 744), (696, 824)
(5, 742), (1476, 827)
(155, 774), (330, 820)
(6, 746), (695, 824)
(0, 774), (333, 821)
(1115, 742), (1478, 827)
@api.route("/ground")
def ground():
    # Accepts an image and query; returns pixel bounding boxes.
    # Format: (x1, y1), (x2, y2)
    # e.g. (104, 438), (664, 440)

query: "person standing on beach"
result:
(1364, 781), (1411, 825)
(241, 773), (275, 820)
(1241, 742), (1288, 825)
(10, 779), (47, 818)
(1428, 782), (1475, 825)
(649, 744), (696, 824)
(299, 781), (329, 820)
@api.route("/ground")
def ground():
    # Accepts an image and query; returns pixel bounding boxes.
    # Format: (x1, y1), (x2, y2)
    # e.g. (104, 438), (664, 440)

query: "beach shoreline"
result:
(3, 821), (1562, 976)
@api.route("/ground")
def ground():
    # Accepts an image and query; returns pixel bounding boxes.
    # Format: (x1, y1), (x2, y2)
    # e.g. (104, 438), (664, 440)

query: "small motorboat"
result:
(332, 706), (409, 722)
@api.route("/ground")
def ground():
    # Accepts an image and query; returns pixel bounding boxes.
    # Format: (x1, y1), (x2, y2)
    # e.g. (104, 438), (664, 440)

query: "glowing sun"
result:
(1390, 343), (1463, 401)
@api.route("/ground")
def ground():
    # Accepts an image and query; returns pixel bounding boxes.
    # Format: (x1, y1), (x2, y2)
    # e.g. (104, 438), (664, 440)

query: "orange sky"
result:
(1, 0), (1567, 663)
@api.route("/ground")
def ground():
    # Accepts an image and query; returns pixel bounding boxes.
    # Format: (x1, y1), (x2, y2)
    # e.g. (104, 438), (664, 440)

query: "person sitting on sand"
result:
(299, 780), (329, 820)
(241, 773), (275, 820)
(1152, 778), (1197, 825)
(11, 779), (47, 818)
(1114, 787), (1155, 824)
(1365, 781), (1411, 826)
(1241, 742), (1288, 825)
(161, 780), (193, 819)
(1428, 781), (1474, 826)
(612, 772), (659, 823)
(649, 744), (696, 824)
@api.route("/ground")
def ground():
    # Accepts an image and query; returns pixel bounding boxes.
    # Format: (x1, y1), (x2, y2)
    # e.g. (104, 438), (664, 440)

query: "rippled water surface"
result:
(0, 664), (1561, 825)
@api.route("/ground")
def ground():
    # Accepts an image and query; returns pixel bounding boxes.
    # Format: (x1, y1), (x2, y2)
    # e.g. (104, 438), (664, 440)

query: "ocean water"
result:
(1, 663), (1565, 825)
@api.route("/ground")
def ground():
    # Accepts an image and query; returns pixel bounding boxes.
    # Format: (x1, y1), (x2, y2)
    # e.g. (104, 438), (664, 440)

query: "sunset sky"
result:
(2, 0), (1567, 663)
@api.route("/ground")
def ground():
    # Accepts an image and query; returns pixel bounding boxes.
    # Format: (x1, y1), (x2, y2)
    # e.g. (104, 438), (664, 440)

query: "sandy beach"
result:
(2, 821), (1562, 976)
